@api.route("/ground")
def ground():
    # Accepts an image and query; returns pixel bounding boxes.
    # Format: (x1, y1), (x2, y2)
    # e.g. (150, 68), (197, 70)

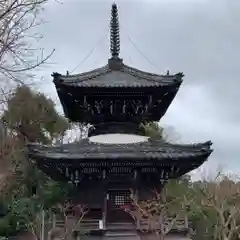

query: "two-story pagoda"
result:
(28, 4), (213, 240)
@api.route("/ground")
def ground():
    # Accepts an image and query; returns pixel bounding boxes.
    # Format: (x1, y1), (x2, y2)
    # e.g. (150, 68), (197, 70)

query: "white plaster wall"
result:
(89, 133), (149, 144)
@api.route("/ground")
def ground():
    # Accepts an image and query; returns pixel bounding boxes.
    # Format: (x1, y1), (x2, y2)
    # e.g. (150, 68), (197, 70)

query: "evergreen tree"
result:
(0, 86), (70, 237)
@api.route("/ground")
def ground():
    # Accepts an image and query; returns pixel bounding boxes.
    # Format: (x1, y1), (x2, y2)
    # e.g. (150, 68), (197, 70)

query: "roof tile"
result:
(27, 139), (213, 161)
(53, 64), (183, 88)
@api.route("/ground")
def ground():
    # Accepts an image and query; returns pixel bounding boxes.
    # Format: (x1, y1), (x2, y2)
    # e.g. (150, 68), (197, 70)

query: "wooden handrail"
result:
(55, 217), (190, 231)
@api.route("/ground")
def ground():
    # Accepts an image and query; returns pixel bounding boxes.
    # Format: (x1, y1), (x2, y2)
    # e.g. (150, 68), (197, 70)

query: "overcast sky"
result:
(34, 0), (240, 179)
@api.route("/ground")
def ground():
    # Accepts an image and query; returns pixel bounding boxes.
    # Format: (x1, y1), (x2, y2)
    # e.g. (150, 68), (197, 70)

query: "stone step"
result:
(104, 235), (140, 240)
(106, 232), (137, 236)
(104, 230), (141, 240)
(104, 236), (140, 240)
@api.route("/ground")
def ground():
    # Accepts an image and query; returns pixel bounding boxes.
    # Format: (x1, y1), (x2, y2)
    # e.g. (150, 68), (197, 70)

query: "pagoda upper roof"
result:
(51, 4), (185, 124)
(52, 60), (183, 89)
(28, 139), (212, 163)
(53, 3), (183, 90)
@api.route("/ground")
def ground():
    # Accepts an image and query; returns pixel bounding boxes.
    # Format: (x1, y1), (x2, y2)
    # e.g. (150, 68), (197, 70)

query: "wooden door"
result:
(106, 189), (134, 223)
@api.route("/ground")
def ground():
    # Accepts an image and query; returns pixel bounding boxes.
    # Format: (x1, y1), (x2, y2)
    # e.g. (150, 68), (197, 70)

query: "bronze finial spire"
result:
(110, 3), (120, 59)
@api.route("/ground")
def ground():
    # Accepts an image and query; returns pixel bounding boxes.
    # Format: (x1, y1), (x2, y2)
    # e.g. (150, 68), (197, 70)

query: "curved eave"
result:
(28, 140), (212, 183)
(52, 64), (183, 88)
(27, 140), (213, 153)
(27, 140), (213, 164)
(29, 149), (213, 167)
(32, 151), (211, 183)
(29, 150), (212, 161)
(54, 79), (182, 92)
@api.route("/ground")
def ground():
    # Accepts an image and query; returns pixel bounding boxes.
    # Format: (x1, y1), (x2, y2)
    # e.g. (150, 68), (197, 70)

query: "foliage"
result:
(0, 86), (238, 240)
(122, 179), (193, 239)
(0, 0), (67, 237)
(0, 85), (69, 196)
(122, 174), (240, 240)
(2, 85), (69, 143)
(190, 206), (217, 240)
(190, 176), (240, 240)
(49, 203), (89, 240)
(139, 122), (164, 139)
(0, 85), (71, 237)
(0, 174), (72, 237)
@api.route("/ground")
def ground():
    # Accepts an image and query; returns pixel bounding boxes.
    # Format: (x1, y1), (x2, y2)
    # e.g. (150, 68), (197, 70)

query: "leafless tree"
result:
(122, 185), (191, 240)
(49, 202), (88, 240)
(0, 0), (55, 87)
(196, 173), (240, 240)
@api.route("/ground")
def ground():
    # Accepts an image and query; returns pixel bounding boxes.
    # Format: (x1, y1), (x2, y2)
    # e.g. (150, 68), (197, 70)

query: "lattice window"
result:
(115, 195), (125, 206)
(109, 190), (132, 208)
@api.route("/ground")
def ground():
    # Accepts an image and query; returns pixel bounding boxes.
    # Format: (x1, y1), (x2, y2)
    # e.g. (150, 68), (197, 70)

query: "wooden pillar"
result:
(102, 191), (108, 229)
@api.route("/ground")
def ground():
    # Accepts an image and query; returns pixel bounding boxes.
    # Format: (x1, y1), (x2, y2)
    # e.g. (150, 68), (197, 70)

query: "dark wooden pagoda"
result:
(28, 3), (213, 240)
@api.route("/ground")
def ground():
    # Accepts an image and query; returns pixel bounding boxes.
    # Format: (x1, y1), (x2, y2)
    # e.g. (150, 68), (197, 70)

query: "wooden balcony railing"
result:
(55, 217), (190, 232)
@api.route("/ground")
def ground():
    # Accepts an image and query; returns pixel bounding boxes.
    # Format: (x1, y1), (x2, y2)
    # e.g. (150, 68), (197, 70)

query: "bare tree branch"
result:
(195, 174), (240, 240)
(0, 0), (55, 85)
(122, 187), (190, 239)
(49, 202), (88, 240)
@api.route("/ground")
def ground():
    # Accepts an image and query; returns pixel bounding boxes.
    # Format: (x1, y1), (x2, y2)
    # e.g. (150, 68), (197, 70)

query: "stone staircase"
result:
(103, 222), (140, 240)
(104, 230), (141, 240)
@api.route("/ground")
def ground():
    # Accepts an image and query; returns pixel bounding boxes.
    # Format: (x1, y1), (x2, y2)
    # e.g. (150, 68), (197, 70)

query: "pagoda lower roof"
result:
(52, 63), (183, 88)
(27, 139), (212, 163)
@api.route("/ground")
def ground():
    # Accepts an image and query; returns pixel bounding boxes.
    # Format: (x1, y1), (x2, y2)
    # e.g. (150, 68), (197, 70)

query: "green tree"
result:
(0, 86), (71, 237)
(2, 85), (69, 143)
(1, 85), (69, 197)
